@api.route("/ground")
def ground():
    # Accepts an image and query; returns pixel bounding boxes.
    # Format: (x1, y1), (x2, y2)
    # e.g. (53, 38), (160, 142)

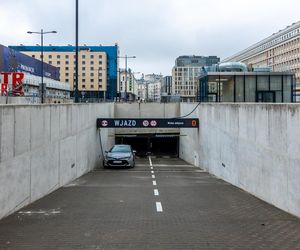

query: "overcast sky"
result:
(1, 0), (300, 76)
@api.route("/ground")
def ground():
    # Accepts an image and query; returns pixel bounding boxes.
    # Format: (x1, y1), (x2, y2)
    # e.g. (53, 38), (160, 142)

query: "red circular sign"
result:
(192, 120), (197, 127)
(142, 120), (149, 127)
(101, 120), (108, 127)
(150, 120), (157, 127)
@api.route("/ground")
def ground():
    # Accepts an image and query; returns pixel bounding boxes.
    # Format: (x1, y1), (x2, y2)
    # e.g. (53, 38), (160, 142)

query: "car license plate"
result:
(113, 160), (122, 163)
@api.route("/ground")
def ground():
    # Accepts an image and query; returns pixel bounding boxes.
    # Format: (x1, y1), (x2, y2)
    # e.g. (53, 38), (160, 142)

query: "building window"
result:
(91, 67), (94, 71)
(65, 73), (69, 76)
(91, 55), (94, 59)
(66, 61), (69, 65)
(82, 84), (86, 88)
(32, 55), (35, 58)
(82, 61), (85, 65)
(82, 55), (86, 59)
(65, 55), (69, 59)
(82, 79), (86, 83)
(65, 67), (69, 70)
(99, 79), (102, 82)
(57, 55), (60, 59)
(82, 67), (85, 71)
(99, 61), (102, 64)
(49, 55), (52, 58)
(49, 61), (52, 64)
(57, 61), (60, 65)
(82, 73), (86, 77)
(99, 55), (102, 58)
(91, 72), (94, 77)
(91, 79), (94, 82)
(91, 85), (94, 88)
(91, 61), (94, 65)
(66, 79), (69, 82)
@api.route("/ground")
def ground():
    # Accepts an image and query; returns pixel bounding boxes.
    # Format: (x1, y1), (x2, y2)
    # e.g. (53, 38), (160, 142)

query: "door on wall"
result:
(257, 91), (276, 103)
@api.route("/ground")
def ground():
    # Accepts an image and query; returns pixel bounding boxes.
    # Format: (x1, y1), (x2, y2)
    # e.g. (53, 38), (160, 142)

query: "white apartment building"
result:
(137, 80), (147, 101)
(223, 21), (300, 91)
(148, 81), (161, 102)
(119, 69), (138, 101)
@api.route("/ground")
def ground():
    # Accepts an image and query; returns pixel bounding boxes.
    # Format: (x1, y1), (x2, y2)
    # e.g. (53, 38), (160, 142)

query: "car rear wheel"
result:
(103, 161), (108, 169)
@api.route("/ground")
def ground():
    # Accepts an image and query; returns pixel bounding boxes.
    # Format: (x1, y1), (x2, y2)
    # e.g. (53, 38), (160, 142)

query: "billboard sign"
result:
(0, 72), (24, 96)
(0, 45), (60, 81)
(96, 118), (199, 128)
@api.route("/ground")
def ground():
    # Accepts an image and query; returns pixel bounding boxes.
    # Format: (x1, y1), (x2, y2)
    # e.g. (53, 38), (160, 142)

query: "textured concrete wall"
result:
(0, 103), (114, 219)
(180, 103), (300, 218)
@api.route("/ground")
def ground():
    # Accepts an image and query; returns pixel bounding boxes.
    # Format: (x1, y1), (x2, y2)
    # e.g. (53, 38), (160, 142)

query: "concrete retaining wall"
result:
(180, 103), (300, 217)
(0, 103), (114, 219)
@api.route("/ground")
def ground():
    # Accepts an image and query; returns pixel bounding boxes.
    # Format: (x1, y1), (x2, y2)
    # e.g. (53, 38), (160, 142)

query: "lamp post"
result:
(27, 29), (57, 104)
(118, 55), (136, 102)
(75, 0), (79, 103)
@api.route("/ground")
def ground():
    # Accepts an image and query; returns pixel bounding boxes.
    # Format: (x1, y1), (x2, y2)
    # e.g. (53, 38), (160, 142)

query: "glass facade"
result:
(199, 73), (295, 103)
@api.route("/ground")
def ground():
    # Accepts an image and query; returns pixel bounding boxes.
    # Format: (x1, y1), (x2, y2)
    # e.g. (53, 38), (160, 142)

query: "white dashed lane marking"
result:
(149, 156), (163, 212)
(148, 156), (153, 167)
(156, 202), (163, 212)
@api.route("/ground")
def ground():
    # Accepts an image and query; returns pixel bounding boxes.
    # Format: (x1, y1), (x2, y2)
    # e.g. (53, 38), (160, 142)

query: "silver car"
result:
(103, 144), (136, 168)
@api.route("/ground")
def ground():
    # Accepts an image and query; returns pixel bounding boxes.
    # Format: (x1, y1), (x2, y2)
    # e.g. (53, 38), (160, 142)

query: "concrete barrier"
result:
(180, 103), (300, 218)
(0, 103), (115, 219)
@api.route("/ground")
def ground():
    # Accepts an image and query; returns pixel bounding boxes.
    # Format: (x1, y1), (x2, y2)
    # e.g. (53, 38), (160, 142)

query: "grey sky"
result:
(1, 0), (300, 76)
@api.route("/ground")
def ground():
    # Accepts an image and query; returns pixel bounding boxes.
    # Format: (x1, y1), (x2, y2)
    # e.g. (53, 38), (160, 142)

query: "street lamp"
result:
(118, 55), (136, 102)
(27, 29), (57, 104)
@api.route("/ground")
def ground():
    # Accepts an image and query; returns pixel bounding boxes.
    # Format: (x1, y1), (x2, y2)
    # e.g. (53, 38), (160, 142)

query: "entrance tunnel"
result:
(115, 133), (179, 157)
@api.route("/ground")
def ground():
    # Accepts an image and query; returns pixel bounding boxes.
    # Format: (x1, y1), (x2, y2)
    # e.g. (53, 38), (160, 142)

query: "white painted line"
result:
(152, 175), (155, 179)
(152, 180), (157, 186)
(154, 189), (159, 196)
(150, 166), (153, 170)
(151, 171), (154, 174)
(156, 202), (163, 212)
(149, 156), (153, 167)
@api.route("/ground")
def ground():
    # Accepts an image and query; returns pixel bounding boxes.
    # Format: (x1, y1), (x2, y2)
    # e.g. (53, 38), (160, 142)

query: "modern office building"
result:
(172, 55), (220, 101)
(199, 62), (294, 103)
(223, 21), (300, 100)
(0, 44), (70, 102)
(9, 44), (119, 100)
(161, 76), (172, 95)
(175, 55), (220, 67)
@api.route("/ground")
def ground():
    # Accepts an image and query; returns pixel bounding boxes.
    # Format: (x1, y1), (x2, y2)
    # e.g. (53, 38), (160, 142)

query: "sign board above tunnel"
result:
(96, 118), (199, 128)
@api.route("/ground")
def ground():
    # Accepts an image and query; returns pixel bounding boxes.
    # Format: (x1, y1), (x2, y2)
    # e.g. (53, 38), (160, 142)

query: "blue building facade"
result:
(9, 45), (119, 101)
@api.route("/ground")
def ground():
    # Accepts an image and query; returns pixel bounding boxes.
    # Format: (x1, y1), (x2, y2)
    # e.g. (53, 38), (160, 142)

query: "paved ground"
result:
(1, 157), (300, 249)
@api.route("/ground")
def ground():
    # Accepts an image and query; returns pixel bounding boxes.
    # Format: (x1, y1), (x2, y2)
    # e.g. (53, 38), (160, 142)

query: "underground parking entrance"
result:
(115, 133), (180, 157)
(97, 118), (199, 157)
